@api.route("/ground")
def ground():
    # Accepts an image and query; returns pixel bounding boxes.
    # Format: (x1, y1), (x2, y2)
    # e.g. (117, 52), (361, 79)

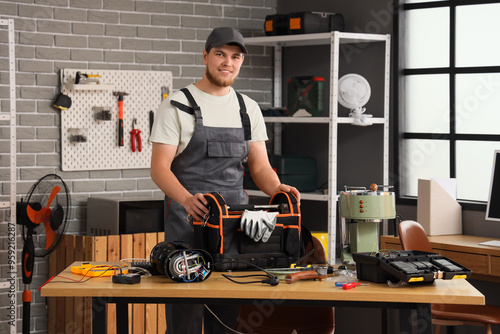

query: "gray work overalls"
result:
(164, 87), (251, 334)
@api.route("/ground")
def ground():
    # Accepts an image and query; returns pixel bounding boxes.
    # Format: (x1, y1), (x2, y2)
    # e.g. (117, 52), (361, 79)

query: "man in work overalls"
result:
(150, 27), (300, 333)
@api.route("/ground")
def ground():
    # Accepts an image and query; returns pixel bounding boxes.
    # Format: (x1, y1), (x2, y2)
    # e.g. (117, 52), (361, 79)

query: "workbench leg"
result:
(116, 302), (129, 334)
(400, 304), (432, 334)
(92, 297), (107, 334)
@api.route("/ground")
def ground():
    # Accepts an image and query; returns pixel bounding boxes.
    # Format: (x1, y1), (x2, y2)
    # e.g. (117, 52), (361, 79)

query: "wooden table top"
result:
(40, 262), (485, 306)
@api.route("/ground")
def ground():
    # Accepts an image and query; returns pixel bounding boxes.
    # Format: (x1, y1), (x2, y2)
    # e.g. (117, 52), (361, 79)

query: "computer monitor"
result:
(486, 150), (500, 221)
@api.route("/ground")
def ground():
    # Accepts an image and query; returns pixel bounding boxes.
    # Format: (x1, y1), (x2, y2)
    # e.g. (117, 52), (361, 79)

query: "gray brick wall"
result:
(0, 0), (276, 332)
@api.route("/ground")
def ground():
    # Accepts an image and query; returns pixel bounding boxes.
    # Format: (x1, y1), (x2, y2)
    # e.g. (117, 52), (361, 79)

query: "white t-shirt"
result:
(150, 84), (268, 155)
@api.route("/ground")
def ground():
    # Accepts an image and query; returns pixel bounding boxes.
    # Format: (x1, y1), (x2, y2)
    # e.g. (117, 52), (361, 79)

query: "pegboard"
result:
(60, 69), (172, 171)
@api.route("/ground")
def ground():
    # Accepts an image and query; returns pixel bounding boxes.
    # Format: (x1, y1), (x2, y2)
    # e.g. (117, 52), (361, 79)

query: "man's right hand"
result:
(183, 193), (209, 222)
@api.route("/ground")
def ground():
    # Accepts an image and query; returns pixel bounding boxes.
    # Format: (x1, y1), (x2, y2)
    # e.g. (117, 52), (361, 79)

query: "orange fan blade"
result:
(26, 206), (50, 224)
(44, 221), (55, 250)
(47, 186), (60, 208)
(26, 185), (60, 250)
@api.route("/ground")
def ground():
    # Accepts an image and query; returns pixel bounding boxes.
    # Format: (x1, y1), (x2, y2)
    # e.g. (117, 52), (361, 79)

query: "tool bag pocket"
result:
(193, 191), (303, 271)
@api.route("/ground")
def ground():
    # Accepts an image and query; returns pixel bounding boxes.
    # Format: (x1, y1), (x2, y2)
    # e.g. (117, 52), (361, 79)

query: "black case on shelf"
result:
(353, 250), (472, 284)
(264, 12), (345, 36)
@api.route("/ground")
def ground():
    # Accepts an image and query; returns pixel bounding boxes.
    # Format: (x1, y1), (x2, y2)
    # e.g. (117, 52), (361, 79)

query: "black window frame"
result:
(394, 0), (500, 210)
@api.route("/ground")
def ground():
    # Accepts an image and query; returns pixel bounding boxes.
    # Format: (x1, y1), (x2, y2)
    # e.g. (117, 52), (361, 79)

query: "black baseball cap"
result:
(205, 27), (248, 54)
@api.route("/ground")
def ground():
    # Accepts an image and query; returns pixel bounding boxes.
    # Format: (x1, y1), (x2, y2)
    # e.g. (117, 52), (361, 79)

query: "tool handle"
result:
(342, 282), (362, 290)
(227, 204), (282, 212)
(137, 130), (142, 152)
(130, 130), (136, 152)
(118, 119), (124, 146)
(285, 270), (326, 284)
(118, 100), (124, 146)
(149, 110), (154, 136)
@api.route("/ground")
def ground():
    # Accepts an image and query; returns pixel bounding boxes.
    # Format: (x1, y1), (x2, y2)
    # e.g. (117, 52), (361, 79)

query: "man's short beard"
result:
(206, 68), (236, 88)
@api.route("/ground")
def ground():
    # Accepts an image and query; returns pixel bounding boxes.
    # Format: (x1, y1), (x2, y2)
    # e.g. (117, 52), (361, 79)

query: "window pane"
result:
(456, 73), (500, 134)
(401, 139), (450, 197)
(456, 141), (500, 201)
(404, 74), (449, 133)
(456, 4), (500, 67)
(405, 8), (449, 69)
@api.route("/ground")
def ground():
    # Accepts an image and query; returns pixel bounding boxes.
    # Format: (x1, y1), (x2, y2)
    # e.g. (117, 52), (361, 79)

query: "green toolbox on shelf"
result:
(244, 155), (317, 192)
(287, 76), (325, 117)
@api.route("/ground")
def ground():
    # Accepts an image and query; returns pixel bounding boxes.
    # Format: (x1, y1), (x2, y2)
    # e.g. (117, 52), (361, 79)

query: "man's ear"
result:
(202, 49), (208, 65)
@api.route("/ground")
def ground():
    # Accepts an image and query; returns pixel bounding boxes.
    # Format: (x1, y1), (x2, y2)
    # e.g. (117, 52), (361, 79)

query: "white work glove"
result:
(240, 210), (278, 243)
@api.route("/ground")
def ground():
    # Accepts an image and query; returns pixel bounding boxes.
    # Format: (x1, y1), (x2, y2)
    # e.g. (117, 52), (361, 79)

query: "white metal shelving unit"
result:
(245, 31), (391, 262)
(0, 18), (17, 334)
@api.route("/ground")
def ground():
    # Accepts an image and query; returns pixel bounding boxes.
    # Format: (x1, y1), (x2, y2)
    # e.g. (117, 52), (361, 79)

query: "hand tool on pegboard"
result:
(75, 71), (101, 84)
(113, 91), (129, 147)
(149, 110), (154, 144)
(130, 118), (142, 152)
(161, 86), (170, 101)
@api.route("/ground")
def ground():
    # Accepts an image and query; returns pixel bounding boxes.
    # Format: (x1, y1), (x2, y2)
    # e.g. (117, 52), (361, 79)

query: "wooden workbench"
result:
(41, 261), (485, 334)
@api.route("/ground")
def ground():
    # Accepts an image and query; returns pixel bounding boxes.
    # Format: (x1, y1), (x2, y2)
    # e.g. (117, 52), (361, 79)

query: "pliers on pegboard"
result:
(130, 118), (142, 152)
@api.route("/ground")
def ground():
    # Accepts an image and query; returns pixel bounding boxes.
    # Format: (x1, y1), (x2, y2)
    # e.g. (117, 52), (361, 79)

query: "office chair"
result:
(233, 236), (335, 334)
(398, 220), (500, 334)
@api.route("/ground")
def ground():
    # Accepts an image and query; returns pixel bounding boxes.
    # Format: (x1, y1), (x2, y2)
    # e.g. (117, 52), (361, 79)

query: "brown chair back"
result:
(398, 220), (433, 252)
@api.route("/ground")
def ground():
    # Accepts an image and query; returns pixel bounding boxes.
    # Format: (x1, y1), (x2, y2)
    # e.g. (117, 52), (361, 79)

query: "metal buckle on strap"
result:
(202, 212), (210, 227)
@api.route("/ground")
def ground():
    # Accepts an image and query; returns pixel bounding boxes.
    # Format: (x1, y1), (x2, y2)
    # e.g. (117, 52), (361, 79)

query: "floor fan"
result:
(16, 174), (71, 334)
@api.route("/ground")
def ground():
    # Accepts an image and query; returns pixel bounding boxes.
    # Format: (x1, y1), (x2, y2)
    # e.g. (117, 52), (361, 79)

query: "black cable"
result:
(221, 273), (279, 286)
(215, 261), (279, 285)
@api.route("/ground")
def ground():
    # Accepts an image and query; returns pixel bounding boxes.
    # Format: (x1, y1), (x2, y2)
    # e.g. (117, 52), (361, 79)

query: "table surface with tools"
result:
(41, 261), (485, 334)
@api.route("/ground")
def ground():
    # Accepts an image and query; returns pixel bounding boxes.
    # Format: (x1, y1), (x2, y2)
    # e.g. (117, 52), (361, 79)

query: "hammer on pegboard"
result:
(113, 91), (129, 146)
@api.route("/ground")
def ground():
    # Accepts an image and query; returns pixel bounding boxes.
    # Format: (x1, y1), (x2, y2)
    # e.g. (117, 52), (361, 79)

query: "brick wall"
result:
(0, 0), (276, 332)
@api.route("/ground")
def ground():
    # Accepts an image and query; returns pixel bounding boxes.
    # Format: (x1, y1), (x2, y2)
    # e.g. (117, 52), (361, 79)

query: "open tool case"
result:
(193, 192), (302, 271)
(353, 250), (471, 284)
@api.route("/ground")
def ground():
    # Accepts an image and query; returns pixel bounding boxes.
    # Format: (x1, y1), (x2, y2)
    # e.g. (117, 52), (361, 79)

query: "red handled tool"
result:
(285, 267), (328, 284)
(335, 282), (368, 290)
(113, 91), (129, 146)
(130, 118), (142, 152)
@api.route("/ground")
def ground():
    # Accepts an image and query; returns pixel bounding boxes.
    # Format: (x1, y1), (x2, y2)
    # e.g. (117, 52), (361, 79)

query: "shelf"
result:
(264, 116), (387, 124)
(264, 117), (329, 123)
(65, 83), (114, 91)
(245, 31), (390, 47)
(246, 31), (391, 263)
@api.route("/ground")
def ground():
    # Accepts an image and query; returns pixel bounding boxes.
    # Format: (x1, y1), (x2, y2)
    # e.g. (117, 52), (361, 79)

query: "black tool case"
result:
(264, 12), (345, 36)
(353, 250), (472, 284)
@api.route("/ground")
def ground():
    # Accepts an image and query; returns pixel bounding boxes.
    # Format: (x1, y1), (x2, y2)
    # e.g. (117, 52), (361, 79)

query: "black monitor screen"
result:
(486, 150), (500, 221)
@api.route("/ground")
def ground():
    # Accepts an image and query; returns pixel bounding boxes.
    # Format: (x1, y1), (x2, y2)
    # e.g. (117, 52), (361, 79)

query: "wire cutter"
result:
(130, 118), (142, 152)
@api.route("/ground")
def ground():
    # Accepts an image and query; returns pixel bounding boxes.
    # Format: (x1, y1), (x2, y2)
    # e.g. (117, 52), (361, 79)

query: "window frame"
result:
(394, 0), (500, 210)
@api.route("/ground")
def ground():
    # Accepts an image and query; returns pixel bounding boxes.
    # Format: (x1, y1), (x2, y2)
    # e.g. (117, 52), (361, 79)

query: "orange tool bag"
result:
(193, 192), (307, 271)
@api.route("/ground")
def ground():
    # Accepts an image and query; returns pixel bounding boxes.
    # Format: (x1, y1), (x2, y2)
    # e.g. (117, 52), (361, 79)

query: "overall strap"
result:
(170, 88), (201, 117)
(171, 88), (251, 140)
(235, 91), (251, 141)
